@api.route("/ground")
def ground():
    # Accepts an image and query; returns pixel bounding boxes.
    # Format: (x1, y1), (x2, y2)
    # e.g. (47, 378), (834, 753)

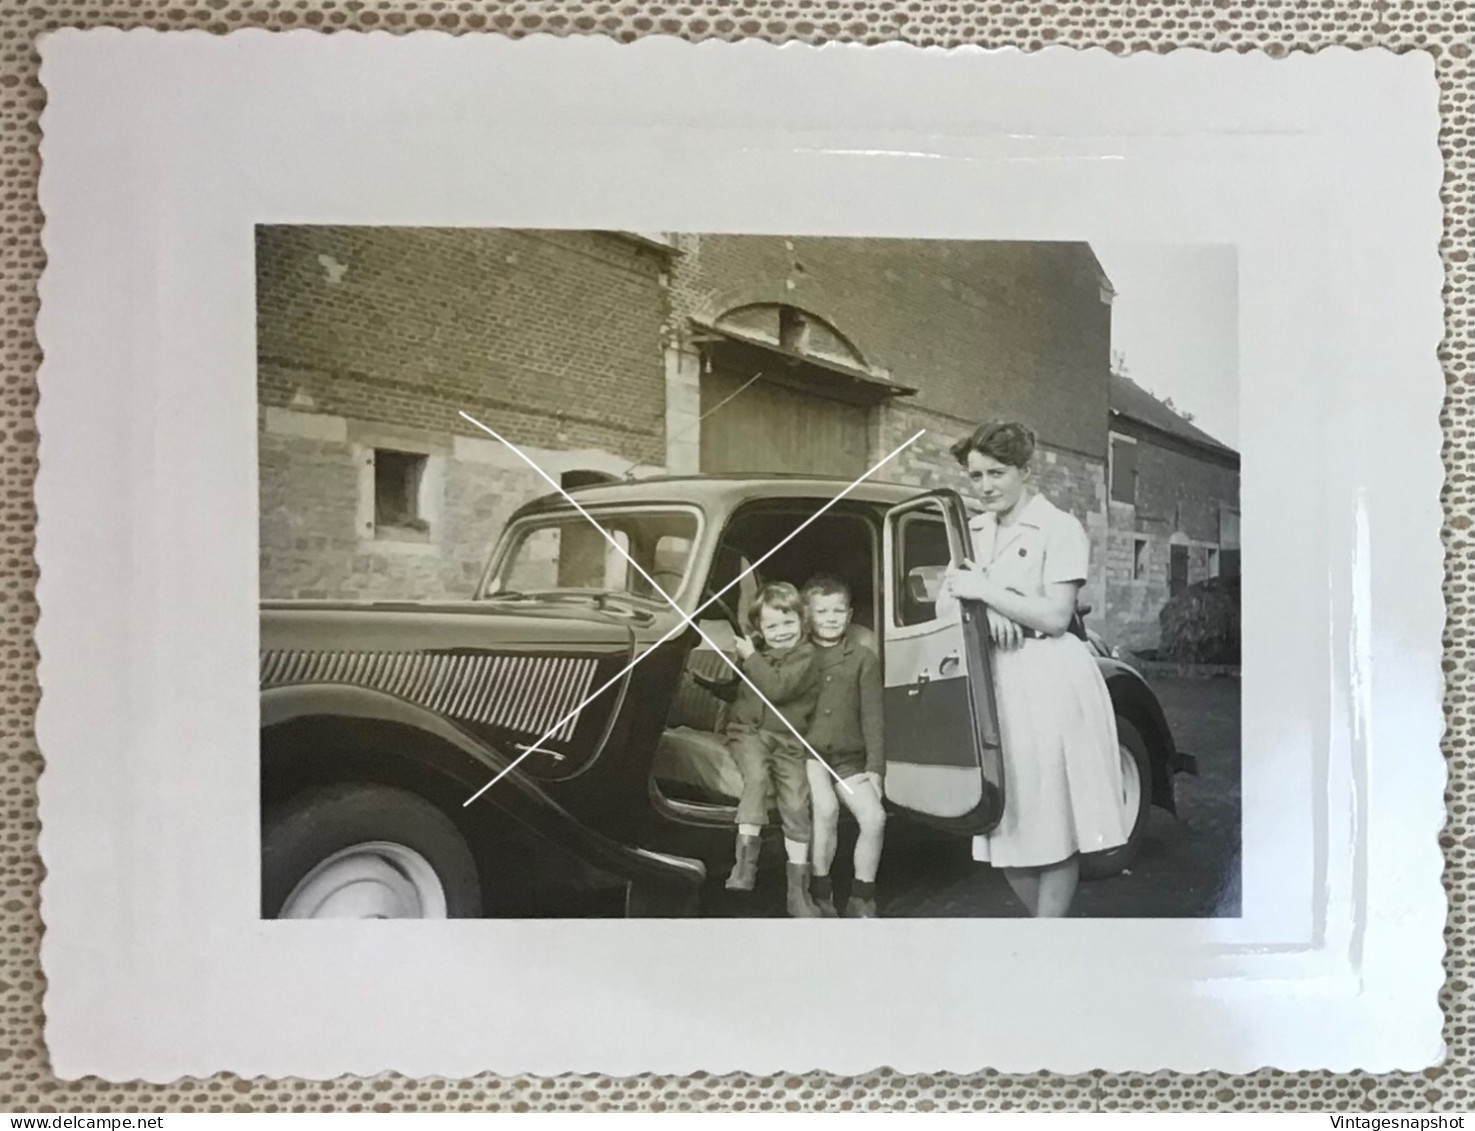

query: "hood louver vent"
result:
(261, 650), (600, 743)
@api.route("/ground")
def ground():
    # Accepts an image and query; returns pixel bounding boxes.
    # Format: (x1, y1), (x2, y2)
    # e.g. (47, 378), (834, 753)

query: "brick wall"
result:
(256, 226), (673, 599)
(256, 226), (670, 460)
(258, 228), (1134, 614)
(668, 234), (1112, 460)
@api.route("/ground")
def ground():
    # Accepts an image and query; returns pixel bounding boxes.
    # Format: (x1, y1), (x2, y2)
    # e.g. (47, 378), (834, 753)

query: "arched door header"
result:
(714, 302), (868, 371)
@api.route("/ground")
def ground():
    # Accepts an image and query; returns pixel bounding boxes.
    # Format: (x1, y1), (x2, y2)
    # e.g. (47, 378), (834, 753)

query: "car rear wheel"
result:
(263, 782), (482, 918)
(1079, 717), (1152, 881)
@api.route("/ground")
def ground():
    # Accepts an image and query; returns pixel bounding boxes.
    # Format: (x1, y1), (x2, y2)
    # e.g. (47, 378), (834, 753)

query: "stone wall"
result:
(259, 409), (656, 601)
(1102, 424), (1241, 650)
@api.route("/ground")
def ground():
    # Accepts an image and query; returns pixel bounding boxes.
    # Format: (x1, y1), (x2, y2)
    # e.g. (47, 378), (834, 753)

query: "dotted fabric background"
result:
(1, 1), (1466, 1114)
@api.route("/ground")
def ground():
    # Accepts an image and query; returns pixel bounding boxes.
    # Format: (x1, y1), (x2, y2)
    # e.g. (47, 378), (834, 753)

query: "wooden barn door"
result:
(699, 369), (870, 478)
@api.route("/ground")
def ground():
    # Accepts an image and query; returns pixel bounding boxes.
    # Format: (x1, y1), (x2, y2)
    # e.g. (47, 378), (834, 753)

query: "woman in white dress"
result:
(941, 421), (1129, 918)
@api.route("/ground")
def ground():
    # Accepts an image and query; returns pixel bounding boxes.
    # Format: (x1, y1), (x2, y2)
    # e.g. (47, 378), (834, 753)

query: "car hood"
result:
(260, 598), (638, 655)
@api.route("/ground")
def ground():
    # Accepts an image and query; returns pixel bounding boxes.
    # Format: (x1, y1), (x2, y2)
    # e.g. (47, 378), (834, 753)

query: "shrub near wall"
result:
(1158, 574), (1241, 665)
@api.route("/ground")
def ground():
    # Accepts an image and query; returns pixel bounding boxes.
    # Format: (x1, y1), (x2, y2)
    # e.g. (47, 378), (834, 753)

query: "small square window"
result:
(374, 449), (429, 538)
(1132, 537), (1149, 581)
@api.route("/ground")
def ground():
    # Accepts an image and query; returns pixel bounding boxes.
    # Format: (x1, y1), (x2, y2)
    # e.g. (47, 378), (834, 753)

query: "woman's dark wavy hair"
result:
(949, 420), (1037, 470)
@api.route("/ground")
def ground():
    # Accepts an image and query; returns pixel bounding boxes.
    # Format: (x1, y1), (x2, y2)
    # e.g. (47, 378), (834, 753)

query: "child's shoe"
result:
(810, 873), (839, 918)
(786, 862), (822, 918)
(845, 880), (879, 919)
(725, 833), (760, 891)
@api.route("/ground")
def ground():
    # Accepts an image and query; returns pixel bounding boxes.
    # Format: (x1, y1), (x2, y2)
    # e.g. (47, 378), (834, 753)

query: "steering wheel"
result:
(701, 587), (743, 633)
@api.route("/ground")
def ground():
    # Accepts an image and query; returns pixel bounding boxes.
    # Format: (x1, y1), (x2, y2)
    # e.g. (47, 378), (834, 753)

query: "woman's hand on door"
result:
(986, 607), (1024, 651)
(942, 562), (988, 602)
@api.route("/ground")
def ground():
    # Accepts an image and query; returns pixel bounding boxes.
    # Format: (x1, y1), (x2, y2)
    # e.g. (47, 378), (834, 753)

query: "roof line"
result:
(1109, 408), (1240, 464)
(1108, 372), (1237, 458)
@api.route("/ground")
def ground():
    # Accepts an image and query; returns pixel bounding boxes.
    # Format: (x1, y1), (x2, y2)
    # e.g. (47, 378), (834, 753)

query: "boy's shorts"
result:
(815, 749), (868, 782)
(728, 729), (812, 843)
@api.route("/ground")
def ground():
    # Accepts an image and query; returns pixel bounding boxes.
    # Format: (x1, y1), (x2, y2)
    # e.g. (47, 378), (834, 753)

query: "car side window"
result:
(503, 526), (563, 591)
(895, 506), (952, 627)
(654, 533), (694, 574)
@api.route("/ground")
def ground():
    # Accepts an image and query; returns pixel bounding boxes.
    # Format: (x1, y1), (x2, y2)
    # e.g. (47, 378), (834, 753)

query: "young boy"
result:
(723, 581), (823, 918)
(802, 575), (887, 918)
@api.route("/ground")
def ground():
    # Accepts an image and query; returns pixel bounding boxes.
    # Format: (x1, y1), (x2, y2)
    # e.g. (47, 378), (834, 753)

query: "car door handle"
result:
(908, 669), (930, 696)
(938, 651), (961, 677)
(512, 742), (566, 762)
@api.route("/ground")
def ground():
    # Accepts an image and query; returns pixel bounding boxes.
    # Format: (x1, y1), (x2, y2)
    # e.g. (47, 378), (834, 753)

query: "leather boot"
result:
(786, 862), (821, 918)
(725, 833), (760, 891)
(844, 894), (878, 919)
(810, 876), (839, 919)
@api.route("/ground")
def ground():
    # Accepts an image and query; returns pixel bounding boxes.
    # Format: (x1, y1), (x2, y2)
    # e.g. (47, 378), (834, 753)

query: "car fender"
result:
(260, 683), (706, 894)
(1098, 661), (1186, 814)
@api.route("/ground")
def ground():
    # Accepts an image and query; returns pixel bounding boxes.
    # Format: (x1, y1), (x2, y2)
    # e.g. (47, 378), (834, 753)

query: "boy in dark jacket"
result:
(723, 581), (823, 918)
(802, 575), (887, 918)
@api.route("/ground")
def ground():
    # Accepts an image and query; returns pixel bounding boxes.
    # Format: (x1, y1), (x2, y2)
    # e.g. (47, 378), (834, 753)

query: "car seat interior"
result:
(653, 503), (880, 806)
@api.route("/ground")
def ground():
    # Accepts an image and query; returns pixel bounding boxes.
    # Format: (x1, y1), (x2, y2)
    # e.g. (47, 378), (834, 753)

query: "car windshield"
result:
(488, 508), (701, 603)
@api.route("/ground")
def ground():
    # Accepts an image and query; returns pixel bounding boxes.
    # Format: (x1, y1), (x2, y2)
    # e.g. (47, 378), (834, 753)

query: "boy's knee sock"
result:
(811, 873), (833, 898)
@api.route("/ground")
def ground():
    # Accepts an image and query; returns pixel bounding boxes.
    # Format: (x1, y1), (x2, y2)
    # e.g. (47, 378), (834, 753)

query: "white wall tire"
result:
(278, 840), (450, 919)
(1080, 717), (1153, 881)
(262, 783), (482, 919)
(1119, 742), (1144, 832)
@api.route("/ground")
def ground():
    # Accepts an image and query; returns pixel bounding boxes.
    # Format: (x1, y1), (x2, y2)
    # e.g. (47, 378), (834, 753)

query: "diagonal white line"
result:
(463, 416), (853, 794)
(460, 416), (926, 807)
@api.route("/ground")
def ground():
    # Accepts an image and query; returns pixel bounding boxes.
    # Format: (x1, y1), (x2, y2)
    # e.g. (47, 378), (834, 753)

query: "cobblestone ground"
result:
(705, 676), (1242, 918)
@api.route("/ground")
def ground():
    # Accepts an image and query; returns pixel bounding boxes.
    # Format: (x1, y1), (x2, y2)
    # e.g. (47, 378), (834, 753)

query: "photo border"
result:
(35, 32), (1445, 1077)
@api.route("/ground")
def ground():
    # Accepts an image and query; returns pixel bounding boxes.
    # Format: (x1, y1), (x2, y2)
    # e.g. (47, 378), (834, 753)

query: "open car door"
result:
(880, 489), (1004, 835)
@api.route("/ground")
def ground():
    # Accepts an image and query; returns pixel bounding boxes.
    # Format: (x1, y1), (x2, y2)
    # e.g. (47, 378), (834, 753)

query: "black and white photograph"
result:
(257, 228), (1241, 921)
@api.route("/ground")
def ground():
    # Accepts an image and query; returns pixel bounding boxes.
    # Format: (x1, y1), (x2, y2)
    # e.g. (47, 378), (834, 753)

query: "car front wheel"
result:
(262, 782), (483, 918)
(1079, 717), (1153, 881)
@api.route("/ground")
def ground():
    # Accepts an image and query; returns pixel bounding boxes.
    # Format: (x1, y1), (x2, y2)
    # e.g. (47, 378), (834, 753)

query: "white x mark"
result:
(461, 415), (925, 807)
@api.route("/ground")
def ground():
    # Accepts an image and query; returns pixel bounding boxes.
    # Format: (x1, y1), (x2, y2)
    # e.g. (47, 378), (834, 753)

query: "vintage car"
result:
(260, 475), (1195, 919)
